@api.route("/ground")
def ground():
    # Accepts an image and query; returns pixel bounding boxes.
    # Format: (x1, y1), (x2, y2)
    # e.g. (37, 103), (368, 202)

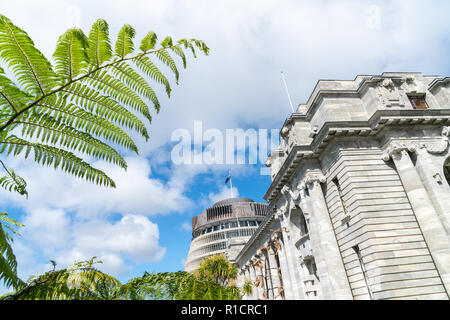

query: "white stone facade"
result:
(234, 72), (450, 300)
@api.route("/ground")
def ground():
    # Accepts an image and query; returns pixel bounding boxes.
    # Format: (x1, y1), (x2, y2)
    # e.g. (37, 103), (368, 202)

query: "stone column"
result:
(278, 211), (304, 299)
(267, 244), (283, 299)
(303, 173), (353, 300)
(274, 217), (296, 299)
(261, 249), (274, 300)
(383, 144), (450, 295)
(249, 260), (261, 300)
(256, 252), (269, 300)
(413, 141), (450, 235)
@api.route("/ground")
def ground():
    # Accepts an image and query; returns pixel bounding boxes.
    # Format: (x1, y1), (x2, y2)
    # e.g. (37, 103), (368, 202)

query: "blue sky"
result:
(1, 0), (450, 292)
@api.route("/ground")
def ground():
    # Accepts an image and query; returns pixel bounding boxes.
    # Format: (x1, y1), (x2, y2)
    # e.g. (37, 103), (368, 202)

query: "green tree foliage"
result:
(0, 14), (209, 189)
(1, 255), (251, 300)
(1, 257), (120, 300)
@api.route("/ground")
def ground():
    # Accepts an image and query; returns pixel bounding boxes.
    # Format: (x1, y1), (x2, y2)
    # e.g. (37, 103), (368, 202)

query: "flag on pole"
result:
(225, 171), (231, 184)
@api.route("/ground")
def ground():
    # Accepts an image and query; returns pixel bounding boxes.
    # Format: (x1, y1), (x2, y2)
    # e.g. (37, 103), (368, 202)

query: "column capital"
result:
(300, 173), (326, 190)
(382, 142), (418, 161)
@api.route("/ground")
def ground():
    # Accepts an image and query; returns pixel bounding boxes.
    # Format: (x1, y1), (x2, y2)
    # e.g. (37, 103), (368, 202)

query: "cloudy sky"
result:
(0, 0), (449, 291)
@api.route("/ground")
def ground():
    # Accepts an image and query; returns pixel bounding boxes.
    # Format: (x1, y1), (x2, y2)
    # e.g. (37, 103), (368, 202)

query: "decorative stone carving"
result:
(383, 127), (450, 161)
(382, 143), (418, 161)
(405, 75), (415, 84)
(301, 173), (326, 189)
(422, 141), (448, 154)
(377, 78), (406, 107)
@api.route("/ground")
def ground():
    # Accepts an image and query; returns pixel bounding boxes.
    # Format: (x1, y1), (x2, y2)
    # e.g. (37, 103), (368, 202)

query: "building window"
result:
(239, 220), (248, 227)
(409, 95), (428, 109)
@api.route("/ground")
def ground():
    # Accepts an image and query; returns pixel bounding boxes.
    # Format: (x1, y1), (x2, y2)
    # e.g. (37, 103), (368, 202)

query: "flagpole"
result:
(229, 172), (234, 198)
(281, 71), (295, 113)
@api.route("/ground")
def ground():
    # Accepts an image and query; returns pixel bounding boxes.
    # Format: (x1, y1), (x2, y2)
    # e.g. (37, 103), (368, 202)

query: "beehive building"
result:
(184, 197), (269, 272)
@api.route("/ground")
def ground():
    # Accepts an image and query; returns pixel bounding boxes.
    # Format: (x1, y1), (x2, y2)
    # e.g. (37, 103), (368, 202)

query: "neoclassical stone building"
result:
(234, 72), (450, 300)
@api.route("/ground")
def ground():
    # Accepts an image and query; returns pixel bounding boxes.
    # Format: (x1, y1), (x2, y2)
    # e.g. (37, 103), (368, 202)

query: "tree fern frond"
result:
(170, 46), (186, 69)
(114, 24), (135, 58)
(0, 16), (209, 191)
(160, 36), (173, 48)
(111, 61), (159, 115)
(178, 39), (197, 58)
(86, 69), (151, 130)
(0, 67), (34, 114)
(153, 49), (179, 83)
(3, 258), (121, 300)
(14, 112), (129, 167)
(0, 135), (116, 187)
(192, 39), (210, 56)
(139, 31), (157, 52)
(0, 14), (59, 95)
(87, 19), (112, 67)
(53, 28), (89, 82)
(60, 82), (149, 133)
(133, 56), (171, 97)
(0, 168), (28, 198)
(0, 213), (25, 289)
(35, 101), (141, 152)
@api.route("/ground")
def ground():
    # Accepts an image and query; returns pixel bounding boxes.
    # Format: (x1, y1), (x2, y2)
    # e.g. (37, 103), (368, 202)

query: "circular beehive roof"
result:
(212, 197), (255, 207)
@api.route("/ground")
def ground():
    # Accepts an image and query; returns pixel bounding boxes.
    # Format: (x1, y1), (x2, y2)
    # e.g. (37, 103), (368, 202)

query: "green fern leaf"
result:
(133, 56), (171, 97)
(0, 14), (59, 95)
(114, 24), (135, 58)
(154, 49), (179, 83)
(53, 28), (89, 81)
(110, 61), (159, 115)
(0, 135), (116, 187)
(87, 19), (112, 67)
(139, 31), (157, 52)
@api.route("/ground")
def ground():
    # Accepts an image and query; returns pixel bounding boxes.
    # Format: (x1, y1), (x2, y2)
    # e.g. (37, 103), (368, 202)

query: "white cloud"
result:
(0, 156), (191, 218)
(73, 214), (166, 263)
(181, 221), (191, 232)
(14, 214), (166, 278)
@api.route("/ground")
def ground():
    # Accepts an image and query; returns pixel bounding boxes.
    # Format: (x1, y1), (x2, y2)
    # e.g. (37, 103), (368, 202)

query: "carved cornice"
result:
(383, 127), (450, 161)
